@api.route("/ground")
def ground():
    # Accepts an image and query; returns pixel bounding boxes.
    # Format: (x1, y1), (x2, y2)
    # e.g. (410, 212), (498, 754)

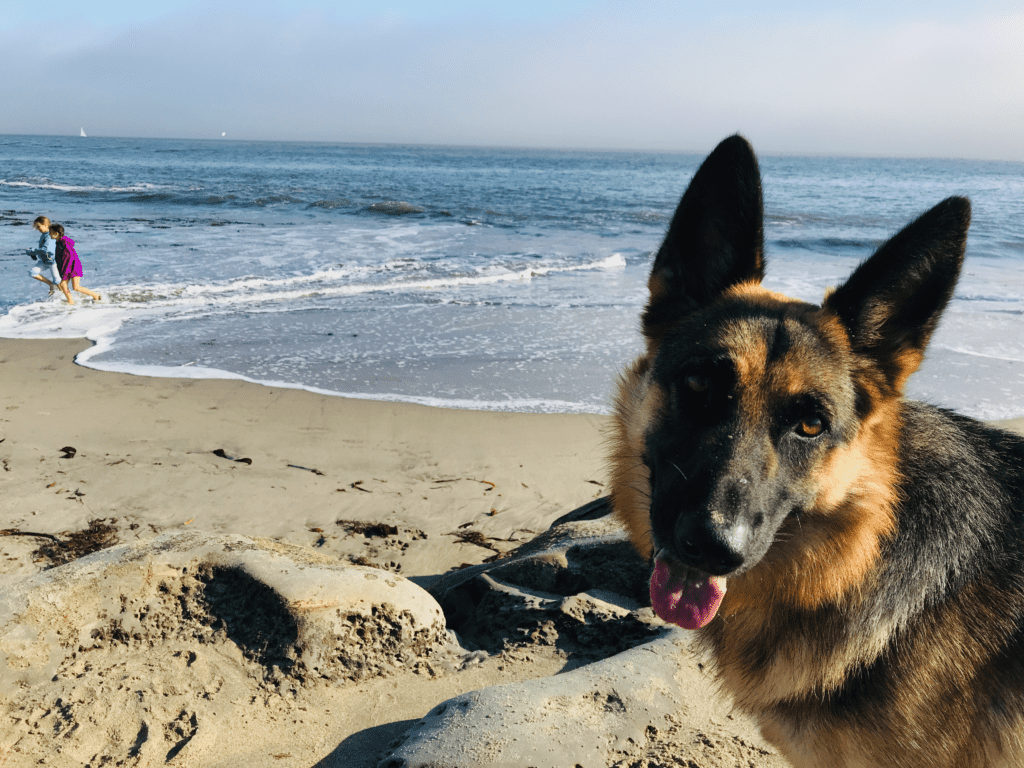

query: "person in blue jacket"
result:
(28, 215), (60, 295)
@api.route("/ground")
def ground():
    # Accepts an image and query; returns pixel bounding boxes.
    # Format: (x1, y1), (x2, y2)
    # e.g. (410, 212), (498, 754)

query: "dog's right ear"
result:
(823, 196), (970, 393)
(642, 134), (765, 343)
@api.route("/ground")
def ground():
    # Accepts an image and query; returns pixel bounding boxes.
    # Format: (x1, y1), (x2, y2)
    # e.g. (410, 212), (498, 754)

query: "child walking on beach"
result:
(28, 216), (60, 295)
(49, 224), (103, 305)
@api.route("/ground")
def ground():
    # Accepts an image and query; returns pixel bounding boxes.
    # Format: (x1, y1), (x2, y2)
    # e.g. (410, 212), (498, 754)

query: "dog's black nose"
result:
(674, 518), (748, 575)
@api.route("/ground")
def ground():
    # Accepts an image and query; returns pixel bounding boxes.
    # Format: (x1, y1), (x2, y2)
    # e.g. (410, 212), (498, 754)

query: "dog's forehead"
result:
(716, 312), (845, 396)
(665, 286), (852, 396)
(652, 275), (859, 399)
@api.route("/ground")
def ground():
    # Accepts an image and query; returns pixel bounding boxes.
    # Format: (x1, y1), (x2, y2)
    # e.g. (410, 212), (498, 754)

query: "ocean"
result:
(2, 134), (1023, 418)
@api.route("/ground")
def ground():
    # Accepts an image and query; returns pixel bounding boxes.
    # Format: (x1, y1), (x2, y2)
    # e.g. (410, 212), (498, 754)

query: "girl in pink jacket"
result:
(50, 224), (103, 305)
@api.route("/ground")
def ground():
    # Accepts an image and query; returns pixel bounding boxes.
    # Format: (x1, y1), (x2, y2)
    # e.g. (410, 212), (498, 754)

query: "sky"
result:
(2, 0), (1023, 159)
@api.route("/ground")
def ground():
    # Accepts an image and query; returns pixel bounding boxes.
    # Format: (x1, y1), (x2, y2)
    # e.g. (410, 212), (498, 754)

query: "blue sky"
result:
(2, 1), (1022, 159)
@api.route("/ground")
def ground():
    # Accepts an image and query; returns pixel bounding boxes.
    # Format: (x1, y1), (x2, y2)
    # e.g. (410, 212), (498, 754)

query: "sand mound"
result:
(381, 632), (779, 768)
(0, 532), (455, 766)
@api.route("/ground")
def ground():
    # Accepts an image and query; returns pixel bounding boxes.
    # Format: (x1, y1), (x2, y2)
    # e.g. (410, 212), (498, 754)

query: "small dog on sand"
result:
(610, 135), (1024, 768)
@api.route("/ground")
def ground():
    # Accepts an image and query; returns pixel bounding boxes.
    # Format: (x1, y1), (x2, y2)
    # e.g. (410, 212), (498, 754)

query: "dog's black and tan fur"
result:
(610, 135), (1024, 767)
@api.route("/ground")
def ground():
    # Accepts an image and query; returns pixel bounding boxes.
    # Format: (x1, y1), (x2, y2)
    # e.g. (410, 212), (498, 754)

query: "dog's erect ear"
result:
(642, 134), (765, 342)
(824, 196), (971, 392)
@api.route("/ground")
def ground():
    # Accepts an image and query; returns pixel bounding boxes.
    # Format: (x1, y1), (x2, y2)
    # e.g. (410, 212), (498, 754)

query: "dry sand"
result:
(3, 338), (1019, 767)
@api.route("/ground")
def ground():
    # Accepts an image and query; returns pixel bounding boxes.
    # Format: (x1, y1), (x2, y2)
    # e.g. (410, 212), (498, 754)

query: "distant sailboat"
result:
(80, 127), (87, 137)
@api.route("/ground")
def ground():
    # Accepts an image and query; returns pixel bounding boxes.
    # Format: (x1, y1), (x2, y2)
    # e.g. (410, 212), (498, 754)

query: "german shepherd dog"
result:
(610, 135), (1024, 767)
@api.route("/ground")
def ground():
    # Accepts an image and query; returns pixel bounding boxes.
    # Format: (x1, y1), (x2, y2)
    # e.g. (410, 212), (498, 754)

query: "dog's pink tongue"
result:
(650, 557), (727, 630)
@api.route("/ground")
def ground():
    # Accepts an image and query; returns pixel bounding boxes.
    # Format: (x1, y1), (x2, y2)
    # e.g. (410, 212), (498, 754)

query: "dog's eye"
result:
(796, 416), (825, 438)
(685, 374), (710, 393)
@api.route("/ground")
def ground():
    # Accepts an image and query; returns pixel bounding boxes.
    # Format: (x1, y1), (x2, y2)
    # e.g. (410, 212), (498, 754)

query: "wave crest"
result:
(367, 201), (426, 216)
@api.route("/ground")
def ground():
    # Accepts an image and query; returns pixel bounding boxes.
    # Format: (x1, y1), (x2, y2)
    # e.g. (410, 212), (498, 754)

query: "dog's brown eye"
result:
(797, 416), (825, 438)
(685, 375), (710, 393)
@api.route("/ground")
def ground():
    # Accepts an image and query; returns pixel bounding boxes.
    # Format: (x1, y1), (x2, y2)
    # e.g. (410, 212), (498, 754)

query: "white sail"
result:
(80, 127), (87, 137)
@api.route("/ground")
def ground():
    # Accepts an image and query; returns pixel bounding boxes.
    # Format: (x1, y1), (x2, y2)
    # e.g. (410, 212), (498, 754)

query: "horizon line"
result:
(3, 132), (1021, 165)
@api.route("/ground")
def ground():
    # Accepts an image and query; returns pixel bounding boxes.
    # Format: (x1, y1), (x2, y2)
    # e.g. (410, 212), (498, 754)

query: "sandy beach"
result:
(3, 338), (1021, 768)
(0, 338), (611, 585)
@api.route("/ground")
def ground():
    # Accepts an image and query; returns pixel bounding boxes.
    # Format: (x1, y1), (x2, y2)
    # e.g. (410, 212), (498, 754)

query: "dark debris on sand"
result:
(28, 518), (120, 568)
(337, 520), (400, 538)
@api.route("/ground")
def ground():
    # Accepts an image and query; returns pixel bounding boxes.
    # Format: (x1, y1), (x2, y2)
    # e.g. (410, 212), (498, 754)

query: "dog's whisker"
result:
(668, 461), (688, 482)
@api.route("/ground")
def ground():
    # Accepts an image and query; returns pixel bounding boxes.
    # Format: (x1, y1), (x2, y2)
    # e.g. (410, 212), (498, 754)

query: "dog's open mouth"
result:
(650, 553), (727, 629)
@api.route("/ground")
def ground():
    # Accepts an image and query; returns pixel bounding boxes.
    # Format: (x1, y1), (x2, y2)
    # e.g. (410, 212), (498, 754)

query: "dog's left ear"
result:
(824, 196), (971, 392)
(642, 134), (765, 343)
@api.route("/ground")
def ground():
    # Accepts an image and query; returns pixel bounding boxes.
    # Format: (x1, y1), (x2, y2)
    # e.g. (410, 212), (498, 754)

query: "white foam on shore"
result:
(70, 354), (611, 414)
(0, 301), (125, 341)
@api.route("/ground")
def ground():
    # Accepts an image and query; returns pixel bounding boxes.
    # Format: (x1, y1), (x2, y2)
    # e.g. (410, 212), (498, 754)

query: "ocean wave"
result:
(626, 211), (669, 224)
(124, 192), (177, 204)
(932, 344), (1024, 364)
(175, 252), (629, 305)
(0, 179), (165, 194)
(0, 253), (631, 333)
(4, 183), (279, 208)
(954, 291), (1024, 304)
(252, 195), (305, 207)
(309, 199), (353, 209)
(767, 212), (831, 226)
(367, 202), (426, 216)
(773, 237), (880, 253)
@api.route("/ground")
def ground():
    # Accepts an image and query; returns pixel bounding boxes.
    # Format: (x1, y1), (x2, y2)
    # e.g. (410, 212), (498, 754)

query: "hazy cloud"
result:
(2, 2), (1022, 159)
